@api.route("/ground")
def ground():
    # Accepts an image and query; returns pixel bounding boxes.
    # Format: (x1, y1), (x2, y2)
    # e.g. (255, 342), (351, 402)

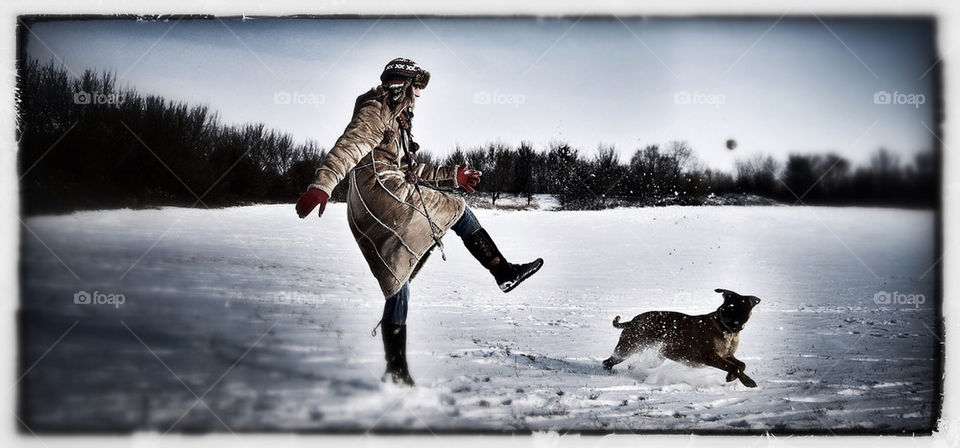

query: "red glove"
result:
(457, 163), (482, 194)
(296, 188), (329, 218)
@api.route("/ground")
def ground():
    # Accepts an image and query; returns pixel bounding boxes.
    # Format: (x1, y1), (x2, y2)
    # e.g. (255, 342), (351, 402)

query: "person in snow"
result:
(295, 58), (544, 386)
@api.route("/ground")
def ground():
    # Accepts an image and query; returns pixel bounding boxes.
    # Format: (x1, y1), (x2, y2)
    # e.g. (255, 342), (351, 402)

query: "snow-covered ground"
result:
(20, 204), (939, 433)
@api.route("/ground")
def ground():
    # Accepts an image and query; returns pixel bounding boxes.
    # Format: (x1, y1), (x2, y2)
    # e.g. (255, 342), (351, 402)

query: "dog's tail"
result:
(612, 315), (631, 329)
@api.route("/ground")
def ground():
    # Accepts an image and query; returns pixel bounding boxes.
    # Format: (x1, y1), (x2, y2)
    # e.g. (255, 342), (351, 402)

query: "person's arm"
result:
(296, 100), (385, 218)
(309, 101), (386, 196)
(403, 161), (460, 189)
(403, 158), (481, 193)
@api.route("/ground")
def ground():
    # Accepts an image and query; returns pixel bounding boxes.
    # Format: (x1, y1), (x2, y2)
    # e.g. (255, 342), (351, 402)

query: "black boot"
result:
(463, 228), (543, 293)
(381, 323), (415, 386)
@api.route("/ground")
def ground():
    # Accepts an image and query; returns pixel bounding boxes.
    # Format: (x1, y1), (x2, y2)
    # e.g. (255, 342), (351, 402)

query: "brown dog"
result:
(602, 288), (761, 387)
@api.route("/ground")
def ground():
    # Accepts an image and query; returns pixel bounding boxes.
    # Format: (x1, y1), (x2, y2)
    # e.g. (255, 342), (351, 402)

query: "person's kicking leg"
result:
(381, 283), (414, 386)
(451, 206), (543, 293)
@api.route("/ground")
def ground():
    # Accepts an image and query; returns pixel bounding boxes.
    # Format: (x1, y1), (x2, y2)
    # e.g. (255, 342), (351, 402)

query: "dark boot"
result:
(381, 323), (415, 386)
(463, 228), (544, 293)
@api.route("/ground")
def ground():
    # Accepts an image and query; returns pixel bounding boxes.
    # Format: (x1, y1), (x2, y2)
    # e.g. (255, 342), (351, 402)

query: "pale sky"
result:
(25, 17), (937, 171)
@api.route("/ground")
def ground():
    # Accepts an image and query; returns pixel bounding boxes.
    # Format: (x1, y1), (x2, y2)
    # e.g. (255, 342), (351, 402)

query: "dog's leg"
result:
(603, 338), (634, 372)
(726, 356), (755, 387)
(602, 355), (624, 372)
(702, 355), (757, 388)
(736, 372), (757, 388)
(724, 357), (747, 382)
(728, 356), (746, 372)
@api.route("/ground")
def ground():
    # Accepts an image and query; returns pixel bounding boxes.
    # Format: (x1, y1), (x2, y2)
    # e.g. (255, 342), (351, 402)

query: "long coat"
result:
(310, 86), (466, 298)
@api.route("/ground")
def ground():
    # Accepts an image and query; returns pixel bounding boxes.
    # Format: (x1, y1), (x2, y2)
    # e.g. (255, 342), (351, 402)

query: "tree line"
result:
(414, 140), (936, 209)
(19, 59), (330, 215)
(18, 60), (937, 215)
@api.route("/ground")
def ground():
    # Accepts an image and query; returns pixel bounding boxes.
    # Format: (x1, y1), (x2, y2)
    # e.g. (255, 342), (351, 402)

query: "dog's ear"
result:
(714, 288), (737, 297)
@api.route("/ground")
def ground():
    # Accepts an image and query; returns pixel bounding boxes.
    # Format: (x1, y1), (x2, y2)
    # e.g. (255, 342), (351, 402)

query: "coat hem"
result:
(379, 196), (467, 299)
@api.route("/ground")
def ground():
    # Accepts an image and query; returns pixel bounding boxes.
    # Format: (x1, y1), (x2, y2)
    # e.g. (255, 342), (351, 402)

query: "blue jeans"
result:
(382, 282), (409, 324)
(382, 206), (481, 324)
(450, 205), (482, 238)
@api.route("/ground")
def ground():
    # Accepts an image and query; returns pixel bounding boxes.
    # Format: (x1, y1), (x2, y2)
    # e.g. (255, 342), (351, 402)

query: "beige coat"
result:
(310, 86), (466, 298)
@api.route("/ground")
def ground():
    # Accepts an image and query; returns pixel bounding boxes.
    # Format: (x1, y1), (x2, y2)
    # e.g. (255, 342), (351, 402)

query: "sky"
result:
(24, 17), (937, 172)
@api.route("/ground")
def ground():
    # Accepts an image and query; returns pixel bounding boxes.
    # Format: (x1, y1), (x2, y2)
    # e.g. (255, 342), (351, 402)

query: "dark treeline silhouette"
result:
(19, 60), (937, 215)
(429, 141), (936, 210)
(19, 60), (328, 215)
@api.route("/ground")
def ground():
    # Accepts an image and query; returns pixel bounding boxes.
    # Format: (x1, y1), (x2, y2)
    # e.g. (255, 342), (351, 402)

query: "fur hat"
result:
(380, 58), (430, 104)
